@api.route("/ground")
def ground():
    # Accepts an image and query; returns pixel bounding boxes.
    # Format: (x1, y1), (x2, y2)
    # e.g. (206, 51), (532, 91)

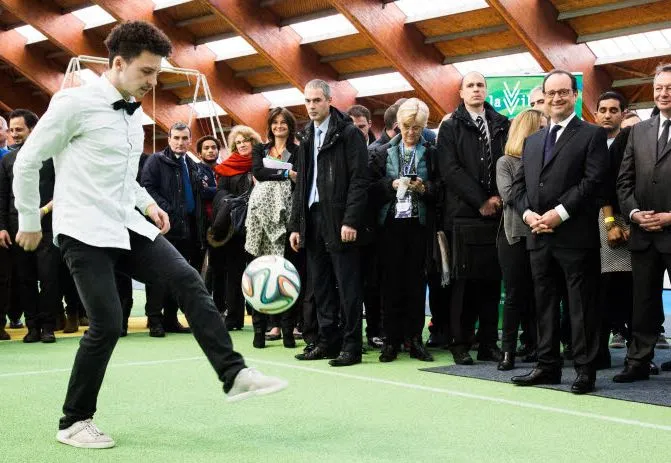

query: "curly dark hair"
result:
(104, 21), (173, 67)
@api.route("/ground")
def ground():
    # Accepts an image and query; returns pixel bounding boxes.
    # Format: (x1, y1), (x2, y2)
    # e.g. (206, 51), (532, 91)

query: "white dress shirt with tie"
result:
(12, 74), (159, 250)
(308, 115), (330, 208)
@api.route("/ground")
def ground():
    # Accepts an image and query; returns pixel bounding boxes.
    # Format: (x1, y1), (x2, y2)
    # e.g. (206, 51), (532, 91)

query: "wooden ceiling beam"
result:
(0, 69), (49, 115)
(328, 0), (462, 117)
(202, 0), (358, 110)
(558, 0), (663, 21)
(0, 0), (199, 138)
(91, 0), (271, 134)
(486, 0), (612, 121)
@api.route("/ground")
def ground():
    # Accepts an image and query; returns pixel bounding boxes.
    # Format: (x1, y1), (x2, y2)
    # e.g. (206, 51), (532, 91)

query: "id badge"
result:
(395, 196), (412, 219)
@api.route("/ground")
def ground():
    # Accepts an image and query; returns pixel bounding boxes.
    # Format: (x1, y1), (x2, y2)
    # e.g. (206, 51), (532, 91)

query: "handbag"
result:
(451, 217), (501, 281)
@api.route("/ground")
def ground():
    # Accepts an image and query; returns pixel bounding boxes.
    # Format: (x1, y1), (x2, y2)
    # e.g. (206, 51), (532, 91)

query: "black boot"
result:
(409, 337), (434, 362)
(253, 331), (265, 349)
(282, 327), (296, 348)
(497, 352), (515, 371)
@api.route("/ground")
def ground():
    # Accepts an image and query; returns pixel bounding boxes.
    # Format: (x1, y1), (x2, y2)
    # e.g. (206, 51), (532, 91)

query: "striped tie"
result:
(476, 116), (493, 191)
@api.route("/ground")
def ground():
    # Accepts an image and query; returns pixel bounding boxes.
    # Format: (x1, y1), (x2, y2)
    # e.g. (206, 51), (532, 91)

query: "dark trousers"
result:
(362, 241), (383, 339)
(115, 271), (133, 331)
(11, 233), (61, 331)
(530, 245), (600, 372)
(380, 219), (427, 344)
(210, 235), (249, 329)
(0, 246), (10, 328)
(627, 245), (670, 366)
(61, 262), (84, 319)
(497, 233), (536, 353)
(449, 279), (500, 353)
(306, 205), (363, 354)
(600, 271), (633, 339)
(427, 272), (451, 337)
(299, 261), (318, 345)
(58, 231), (246, 429)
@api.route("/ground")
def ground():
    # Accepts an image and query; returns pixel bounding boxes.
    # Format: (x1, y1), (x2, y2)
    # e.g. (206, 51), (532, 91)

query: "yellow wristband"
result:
(604, 216), (615, 224)
(41, 206), (50, 215)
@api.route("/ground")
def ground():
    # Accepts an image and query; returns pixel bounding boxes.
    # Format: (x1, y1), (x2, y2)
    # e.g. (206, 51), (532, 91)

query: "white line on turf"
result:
(2, 355), (670, 432)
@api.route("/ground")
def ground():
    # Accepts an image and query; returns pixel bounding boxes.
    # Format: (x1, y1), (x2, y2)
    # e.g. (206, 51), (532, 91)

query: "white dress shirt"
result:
(468, 109), (489, 142)
(13, 74), (159, 249)
(308, 115), (330, 208)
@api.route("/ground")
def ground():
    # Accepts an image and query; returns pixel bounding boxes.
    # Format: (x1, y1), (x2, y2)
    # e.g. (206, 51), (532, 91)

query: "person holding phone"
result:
(368, 98), (439, 363)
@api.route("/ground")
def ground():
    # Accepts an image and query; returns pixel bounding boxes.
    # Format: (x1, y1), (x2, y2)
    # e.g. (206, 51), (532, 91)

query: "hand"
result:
(16, 231), (42, 251)
(606, 225), (625, 248)
(479, 196), (501, 217)
(289, 232), (300, 252)
(525, 211), (554, 234)
(539, 209), (562, 229)
(289, 170), (297, 183)
(632, 210), (662, 232)
(392, 179), (400, 190)
(146, 203), (170, 235)
(201, 179), (209, 188)
(408, 178), (425, 194)
(0, 230), (11, 248)
(341, 225), (357, 243)
(652, 212), (671, 228)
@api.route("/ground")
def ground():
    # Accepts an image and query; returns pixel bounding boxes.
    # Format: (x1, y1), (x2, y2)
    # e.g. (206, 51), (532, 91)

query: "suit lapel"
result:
(531, 127), (548, 177)
(651, 115), (671, 164)
(542, 116), (581, 171)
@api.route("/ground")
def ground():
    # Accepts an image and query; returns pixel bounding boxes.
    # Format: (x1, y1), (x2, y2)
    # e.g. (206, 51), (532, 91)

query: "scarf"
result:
(215, 152), (252, 178)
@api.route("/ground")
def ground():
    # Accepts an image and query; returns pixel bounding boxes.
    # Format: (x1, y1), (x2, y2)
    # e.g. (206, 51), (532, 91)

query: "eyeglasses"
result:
(654, 85), (671, 93)
(234, 138), (252, 145)
(544, 89), (573, 99)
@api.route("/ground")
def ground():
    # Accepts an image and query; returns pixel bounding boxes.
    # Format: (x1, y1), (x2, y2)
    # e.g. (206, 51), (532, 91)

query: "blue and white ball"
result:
(241, 255), (301, 315)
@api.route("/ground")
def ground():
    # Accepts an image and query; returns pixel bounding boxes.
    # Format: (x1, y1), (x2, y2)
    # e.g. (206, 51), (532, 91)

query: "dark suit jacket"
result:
(513, 116), (609, 250)
(617, 114), (671, 252)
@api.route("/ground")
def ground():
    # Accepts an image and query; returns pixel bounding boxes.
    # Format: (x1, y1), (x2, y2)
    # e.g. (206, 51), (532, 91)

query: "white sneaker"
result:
(56, 419), (115, 449)
(226, 367), (288, 403)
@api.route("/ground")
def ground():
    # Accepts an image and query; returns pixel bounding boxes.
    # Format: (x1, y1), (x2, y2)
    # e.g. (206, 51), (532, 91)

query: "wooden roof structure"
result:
(0, 0), (669, 151)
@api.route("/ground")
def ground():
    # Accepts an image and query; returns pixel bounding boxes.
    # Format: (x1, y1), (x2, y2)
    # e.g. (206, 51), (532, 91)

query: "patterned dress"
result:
(598, 209), (632, 273)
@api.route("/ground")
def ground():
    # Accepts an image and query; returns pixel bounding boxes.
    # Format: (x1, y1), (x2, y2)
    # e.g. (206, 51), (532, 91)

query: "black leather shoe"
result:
(426, 332), (448, 348)
(613, 365), (650, 383)
(649, 361), (659, 376)
(295, 345), (338, 361)
(522, 350), (538, 363)
(571, 373), (595, 394)
(562, 345), (573, 360)
(23, 329), (41, 343)
(477, 345), (503, 362)
(452, 351), (474, 365)
(302, 342), (316, 355)
(282, 329), (296, 348)
(163, 320), (191, 333)
(367, 336), (384, 349)
(253, 332), (265, 349)
(0, 329), (10, 341)
(409, 338), (434, 362)
(661, 360), (671, 372)
(511, 368), (561, 386)
(379, 343), (398, 362)
(498, 352), (515, 371)
(149, 324), (166, 338)
(40, 330), (56, 343)
(329, 351), (362, 367)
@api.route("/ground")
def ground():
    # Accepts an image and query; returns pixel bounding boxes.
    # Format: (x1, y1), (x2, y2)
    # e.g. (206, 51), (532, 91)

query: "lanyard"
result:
(399, 143), (417, 177)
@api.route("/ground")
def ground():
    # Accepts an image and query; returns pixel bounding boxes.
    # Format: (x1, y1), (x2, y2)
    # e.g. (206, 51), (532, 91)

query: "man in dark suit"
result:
(511, 70), (609, 394)
(614, 64), (671, 381)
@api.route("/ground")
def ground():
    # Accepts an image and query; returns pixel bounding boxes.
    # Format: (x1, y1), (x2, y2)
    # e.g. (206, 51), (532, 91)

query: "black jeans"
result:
(210, 235), (250, 329)
(362, 241), (383, 339)
(11, 233), (61, 331)
(427, 271), (451, 337)
(61, 261), (84, 319)
(58, 231), (246, 429)
(0, 246), (10, 328)
(380, 219), (427, 344)
(497, 233), (536, 353)
(306, 205), (363, 354)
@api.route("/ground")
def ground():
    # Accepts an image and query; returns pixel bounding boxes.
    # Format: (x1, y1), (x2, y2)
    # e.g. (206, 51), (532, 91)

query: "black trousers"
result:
(380, 219), (427, 344)
(627, 245), (670, 366)
(210, 235), (249, 329)
(11, 233), (61, 331)
(449, 276), (500, 353)
(497, 233), (536, 353)
(306, 205), (363, 354)
(530, 245), (600, 372)
(114, 271), (134, 331)
(60, 262), (85, 319)
(298, 259), (318, 345)
(0, 246), (10, 328)
(362, 240), (383, 339)
(427, 271), (451, 337)
(600, 271), (633, 339)
(58, 231), (246, 429)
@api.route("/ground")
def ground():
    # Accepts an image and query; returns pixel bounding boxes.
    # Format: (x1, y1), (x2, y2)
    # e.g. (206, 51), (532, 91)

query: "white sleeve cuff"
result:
(555, 204), (569, 222)
(629, 208), (640, 221)
(522, 209), (532, 223)
(18, 212), (42, 233)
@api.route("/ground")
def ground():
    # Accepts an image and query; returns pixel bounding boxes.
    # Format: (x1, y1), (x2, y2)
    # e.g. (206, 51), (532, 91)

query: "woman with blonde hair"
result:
(369, 98), (438, 363)
(495, 108), (544, 370)
(209, 125), (262, 330)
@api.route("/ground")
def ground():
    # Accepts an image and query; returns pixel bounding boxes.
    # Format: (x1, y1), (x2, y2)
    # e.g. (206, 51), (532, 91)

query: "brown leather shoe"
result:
(62, 316), (79, 334)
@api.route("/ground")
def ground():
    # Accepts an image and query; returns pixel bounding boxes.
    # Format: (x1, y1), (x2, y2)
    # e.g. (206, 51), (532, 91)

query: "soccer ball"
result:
(241, 255), (301, 315)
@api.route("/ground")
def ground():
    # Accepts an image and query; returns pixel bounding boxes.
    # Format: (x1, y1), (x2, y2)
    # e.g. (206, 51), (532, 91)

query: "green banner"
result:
(485, 73), (583, 119)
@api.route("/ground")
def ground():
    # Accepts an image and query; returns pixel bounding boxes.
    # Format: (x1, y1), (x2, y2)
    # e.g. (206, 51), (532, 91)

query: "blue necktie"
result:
(543, 125), (562, 166)
(181, 157), (195, 214)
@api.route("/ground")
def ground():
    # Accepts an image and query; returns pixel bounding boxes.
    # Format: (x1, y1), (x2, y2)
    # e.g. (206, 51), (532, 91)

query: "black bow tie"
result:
(112, 99), (142, 115)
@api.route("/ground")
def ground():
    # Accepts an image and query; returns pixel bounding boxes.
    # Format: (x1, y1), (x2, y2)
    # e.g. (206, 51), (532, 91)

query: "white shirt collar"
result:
(468, 109), (486, 121)
(99, 73), (136, 104)
(314, 115), (330, 135)
(550, 112), (576, 130)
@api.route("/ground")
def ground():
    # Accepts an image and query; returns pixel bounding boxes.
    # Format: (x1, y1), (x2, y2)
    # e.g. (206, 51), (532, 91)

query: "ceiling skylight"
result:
(452, 52), (543, 76)
(206, 36), (256, 61)
(189, 101), (227, 118)
(152, 0), (192, 9)
(348, 72), (413, 97)
(396, 0), (489, 22)
(14, 25), (47, 44)
(289, 14), (357, 44)
(262, 87), (305, 108)
(590, 28), (671, 65)
(71, 5), (116, 30)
